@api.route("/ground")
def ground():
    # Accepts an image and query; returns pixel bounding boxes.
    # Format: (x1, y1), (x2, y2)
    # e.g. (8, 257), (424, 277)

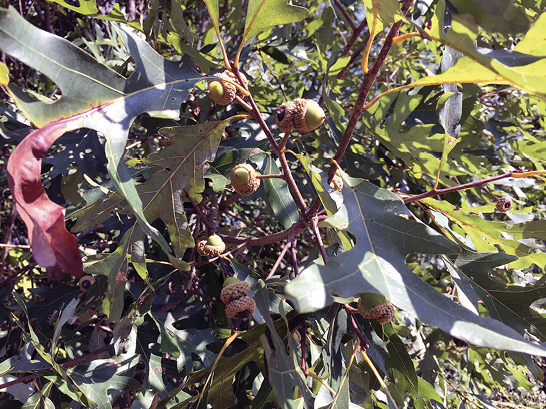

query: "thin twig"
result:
(266, 241), (292, 280)
(258, 48), (288, 101)
(290, 237), (299, 277)
(332, 0), (356, 31)
(328, 0), (414, 184)
(403, 172), (516, 204)
(184, 188), (213, 231)
(311, 219), (329, 265)
(208, 195), (219, 235)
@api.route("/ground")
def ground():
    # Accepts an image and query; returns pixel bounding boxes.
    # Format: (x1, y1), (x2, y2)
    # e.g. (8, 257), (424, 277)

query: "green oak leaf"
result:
(239, 0), (308, 51)
(0, 7), (204, 273)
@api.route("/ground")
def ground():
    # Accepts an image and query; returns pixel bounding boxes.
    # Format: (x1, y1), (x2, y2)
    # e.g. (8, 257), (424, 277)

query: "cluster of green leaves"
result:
(1, 0), (546, 408)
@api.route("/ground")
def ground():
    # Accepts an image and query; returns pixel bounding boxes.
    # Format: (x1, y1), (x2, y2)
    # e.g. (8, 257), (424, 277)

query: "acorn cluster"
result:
(358, 299), (395, 325)
(208, 70), (248, 105)
(230, 163), (260, 196)
(220, 278), (255, 319)
(276, 98), (325, 133)
(197, 234), (226, 256)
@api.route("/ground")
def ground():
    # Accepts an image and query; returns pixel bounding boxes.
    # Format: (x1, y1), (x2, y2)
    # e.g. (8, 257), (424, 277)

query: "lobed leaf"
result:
(284, 175), (546, 356)
(0, 7), (204, 276)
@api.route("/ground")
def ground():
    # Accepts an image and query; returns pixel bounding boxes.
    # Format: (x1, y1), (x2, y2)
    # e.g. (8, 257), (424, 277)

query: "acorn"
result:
(496, 196), (512, 212)
(208, 70), (248, 105)
(276, 99), (325, 133)
(79, 276), (95, 292)
(230, 163), (260, 196)
(197, 234), (226, 256)
(223, 277), (240, 287)
(358, 298), (395, 325)
(330, 169), (343, 192)
(220, 280), (255, 319)
(208, 81), (225, 102)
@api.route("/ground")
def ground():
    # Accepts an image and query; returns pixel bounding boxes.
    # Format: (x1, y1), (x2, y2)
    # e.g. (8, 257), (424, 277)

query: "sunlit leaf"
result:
(285, 176), (546, 356)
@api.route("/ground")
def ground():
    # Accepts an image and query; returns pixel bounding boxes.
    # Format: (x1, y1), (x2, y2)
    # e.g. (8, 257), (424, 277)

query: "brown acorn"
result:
(220, 280), (255, 319)
(230, 163), (260, 196)
(197, 234), (226, 256)
(208, 70), (248, 105)
(496, 196), (512, 212)
(358, 298), (395, 324)
(79, 276), (95, 292)
(276, 98), (325, 133)
(330, 169), (343, 192)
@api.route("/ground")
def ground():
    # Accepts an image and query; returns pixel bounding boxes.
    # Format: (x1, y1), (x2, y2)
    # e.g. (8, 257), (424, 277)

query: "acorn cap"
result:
(358, 299), (395, 324)
(197, 235), (226, 256)
(276, 100), (296, 132)
(230, 163), (260, 196)
(221, 280), (250, 304)
(375, 303), (395, 324)
(496, 196), (512, 212)
(210, 70), (248, 105)
(225, 296), (255, 319)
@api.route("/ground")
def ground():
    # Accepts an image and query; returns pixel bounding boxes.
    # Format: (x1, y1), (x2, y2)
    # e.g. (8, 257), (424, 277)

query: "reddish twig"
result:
(311, 219), (329, 265)
(403, 172), (517, 204)
(266, 241), (292, 280)
(332, 0), (356, 31)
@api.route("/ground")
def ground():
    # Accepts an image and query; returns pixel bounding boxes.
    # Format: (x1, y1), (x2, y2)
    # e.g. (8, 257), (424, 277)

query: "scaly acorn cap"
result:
(358, 298), (395, 324)
(276, 100), (296, 132)
(208, 70), (248, 105)
(225, 296), (256, 319)
(276, 99), (325, 133)
(221, 280), (250, 304)
(496, 196), (512, 212)
(231, 163), (260, 196)
(197, 234), (226, 256)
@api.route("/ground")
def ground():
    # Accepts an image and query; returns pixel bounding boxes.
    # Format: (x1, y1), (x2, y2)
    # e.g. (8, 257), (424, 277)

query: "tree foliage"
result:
(1, 0), (546, 408)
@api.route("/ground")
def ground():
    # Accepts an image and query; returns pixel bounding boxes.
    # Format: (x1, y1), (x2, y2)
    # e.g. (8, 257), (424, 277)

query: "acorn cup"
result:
(496, 196), (512, 212)
(357, 298), (395, 325)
